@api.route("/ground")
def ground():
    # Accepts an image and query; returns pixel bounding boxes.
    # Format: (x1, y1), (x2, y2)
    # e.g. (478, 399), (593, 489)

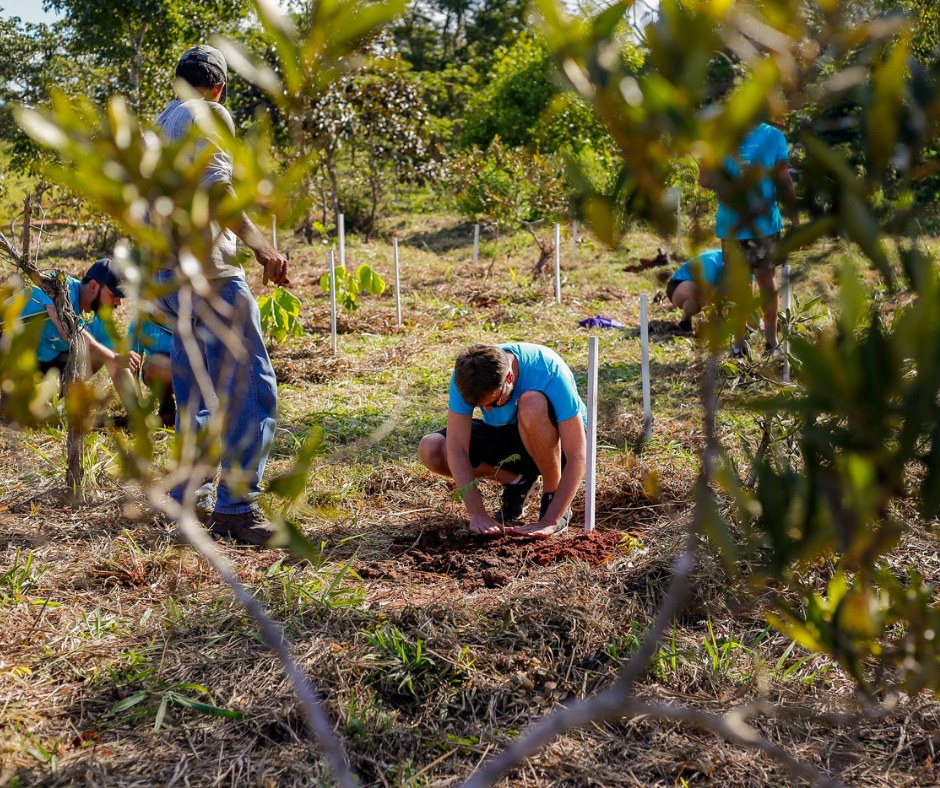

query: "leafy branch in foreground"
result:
(464, 0), (940, 783)
(11, 1), (405, 785)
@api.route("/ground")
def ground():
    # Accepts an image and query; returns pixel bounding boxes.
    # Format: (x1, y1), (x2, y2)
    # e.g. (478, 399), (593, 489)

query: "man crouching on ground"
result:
(418, 342), (586, 538)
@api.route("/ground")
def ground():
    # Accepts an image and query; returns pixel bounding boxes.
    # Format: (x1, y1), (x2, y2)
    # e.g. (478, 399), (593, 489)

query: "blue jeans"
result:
(155, 271), (277, 514)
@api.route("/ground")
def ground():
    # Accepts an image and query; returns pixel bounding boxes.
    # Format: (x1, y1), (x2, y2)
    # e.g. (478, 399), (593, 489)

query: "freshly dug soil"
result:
(359, 525), (631, 588)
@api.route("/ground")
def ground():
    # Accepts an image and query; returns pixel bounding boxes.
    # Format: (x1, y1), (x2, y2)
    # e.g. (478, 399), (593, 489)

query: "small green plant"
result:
(452, 453), (521, 504)
(263, 556), (364, 614)
(344, 689), (393, 739)
(363, 624), (437, 698)
(701, 618), (754, 678)
(111, 681), (242, 732)
(319, 263), (386, 311)
(0, 548), (56, 608)
(258, 286), (305, 343)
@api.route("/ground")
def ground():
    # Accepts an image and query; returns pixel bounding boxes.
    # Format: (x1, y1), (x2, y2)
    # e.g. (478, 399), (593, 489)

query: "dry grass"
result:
(1, 213), (938, 787)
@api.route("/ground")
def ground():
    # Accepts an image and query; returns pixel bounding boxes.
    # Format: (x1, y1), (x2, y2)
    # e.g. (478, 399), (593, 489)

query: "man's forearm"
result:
(234, 213), (273, 256)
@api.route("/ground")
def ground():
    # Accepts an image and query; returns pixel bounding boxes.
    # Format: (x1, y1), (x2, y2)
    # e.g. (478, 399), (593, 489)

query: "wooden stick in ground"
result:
(640, 294), (652, 440)
(329, 248), (338, 355)
(584, 335), (599, 533)
(553, 223), (561, 303)
(393, 237), (402, 327)
(0, 196), (89, 499)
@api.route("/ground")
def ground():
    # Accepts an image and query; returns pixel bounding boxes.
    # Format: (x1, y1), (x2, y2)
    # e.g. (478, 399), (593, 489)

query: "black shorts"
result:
(722, 234), (781, 272)
(436, 420), (539, 478)
(438, 398), (569, 481)
(38, 351), (70, 374)
(665, 279), (681, 301)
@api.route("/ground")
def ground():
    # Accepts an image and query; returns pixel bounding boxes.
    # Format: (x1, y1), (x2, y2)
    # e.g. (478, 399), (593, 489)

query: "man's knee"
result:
(418, 432), (446, 473)
(517, 391), (551, 430)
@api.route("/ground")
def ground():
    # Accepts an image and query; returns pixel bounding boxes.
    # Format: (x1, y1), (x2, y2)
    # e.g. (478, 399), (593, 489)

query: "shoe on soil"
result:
(677, 318), (693, 335)
(731, 342), (751, 361)
(495, 476), (536, 524)
(538, 492), (572, 536)
(208, 509), (277, 546)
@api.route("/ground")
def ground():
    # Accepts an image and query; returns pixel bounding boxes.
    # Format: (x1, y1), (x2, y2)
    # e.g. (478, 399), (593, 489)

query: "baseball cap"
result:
(83, 258), (126, 298)
(177, 45), (228, 103)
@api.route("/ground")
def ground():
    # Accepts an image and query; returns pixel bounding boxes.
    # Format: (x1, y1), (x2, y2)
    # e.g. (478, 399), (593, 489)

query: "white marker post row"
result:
(393, 238), (402, 327)
(640, 294), (653, 440)
(781, 263), (791, 383)
(554, 223), (562, 303)
(584, 335), (599, 533)
(338, 213), (346, 270)
(472, 223), (480, 265)
(328, 248), (338, 355)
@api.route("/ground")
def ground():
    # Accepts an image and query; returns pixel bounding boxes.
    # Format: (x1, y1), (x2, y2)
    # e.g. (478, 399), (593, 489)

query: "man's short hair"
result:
(175, 45), (227, 101)
(454, 344), (510, 405)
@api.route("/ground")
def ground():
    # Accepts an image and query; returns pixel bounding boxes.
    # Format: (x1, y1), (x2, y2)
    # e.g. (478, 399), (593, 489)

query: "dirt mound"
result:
(359, 525), (629, 587)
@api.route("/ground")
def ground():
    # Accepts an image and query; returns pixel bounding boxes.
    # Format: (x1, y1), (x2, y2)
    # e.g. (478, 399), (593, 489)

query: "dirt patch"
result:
(359, 525), (630, 587)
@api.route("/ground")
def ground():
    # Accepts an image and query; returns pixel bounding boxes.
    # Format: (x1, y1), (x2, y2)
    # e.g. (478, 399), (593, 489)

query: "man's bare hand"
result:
(124, 351), (143, 374)
(509, 520), (562, 539)
(108, 350), (142, 375)
(257, 247), (290, 286)
(468, 513), (506, 537)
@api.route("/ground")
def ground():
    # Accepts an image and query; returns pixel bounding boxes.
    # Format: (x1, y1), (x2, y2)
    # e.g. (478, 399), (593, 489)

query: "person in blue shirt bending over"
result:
(129, 310), (175, 428)
(702, 120), (796, 358)
(418, 342), (587, 538)
(17, 258), (141, 388)
(666, 249), (725, 334)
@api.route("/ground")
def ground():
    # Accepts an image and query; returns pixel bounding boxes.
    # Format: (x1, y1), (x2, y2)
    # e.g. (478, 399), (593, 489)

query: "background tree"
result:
(43, 0), (253, 116)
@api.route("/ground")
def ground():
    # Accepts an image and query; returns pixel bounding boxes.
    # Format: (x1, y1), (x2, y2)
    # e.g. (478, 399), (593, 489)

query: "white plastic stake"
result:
(393, 238), (402, 327)
(472, 223), (480, 265)
(585, 335), (599, 533)
(554, 223), (562, 303)
(782, 263), (791, 383)
(329, 248), (338, 355)
(640, 294), (653, 439)
(571, 219), (578, 266)
(338, 213), (346, 270)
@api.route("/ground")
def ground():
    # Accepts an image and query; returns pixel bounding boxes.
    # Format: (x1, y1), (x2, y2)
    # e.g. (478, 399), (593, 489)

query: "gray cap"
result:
(177, 45), (227, 103)
(177, 45), (227, 79)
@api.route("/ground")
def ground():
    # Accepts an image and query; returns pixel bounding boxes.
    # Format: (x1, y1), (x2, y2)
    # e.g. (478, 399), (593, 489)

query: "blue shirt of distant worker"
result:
(418, 342), (587, 540)
(666, 249), (726, 335)
(22, 276), (115, 364)
(715, 123), (789, 240)
(9, 258), (141, 394)
(704, 121), (796, 355)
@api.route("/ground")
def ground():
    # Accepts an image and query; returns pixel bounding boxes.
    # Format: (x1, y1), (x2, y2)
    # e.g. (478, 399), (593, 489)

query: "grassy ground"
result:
(1, 213), (938, 786)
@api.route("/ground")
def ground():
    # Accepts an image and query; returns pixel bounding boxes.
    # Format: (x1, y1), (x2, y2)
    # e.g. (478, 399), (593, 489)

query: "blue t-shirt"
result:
(20, 277), (114, 362)
(670, 249), (724, 287)
(129, 317), (173, 356)
(715, 123), (789, 240)
(448, 342), (587, 427)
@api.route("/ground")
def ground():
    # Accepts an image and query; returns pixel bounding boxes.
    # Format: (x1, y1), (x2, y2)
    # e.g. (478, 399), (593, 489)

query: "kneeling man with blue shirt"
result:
(18, 258), (140, 388)
(419, 342), (586, 538)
